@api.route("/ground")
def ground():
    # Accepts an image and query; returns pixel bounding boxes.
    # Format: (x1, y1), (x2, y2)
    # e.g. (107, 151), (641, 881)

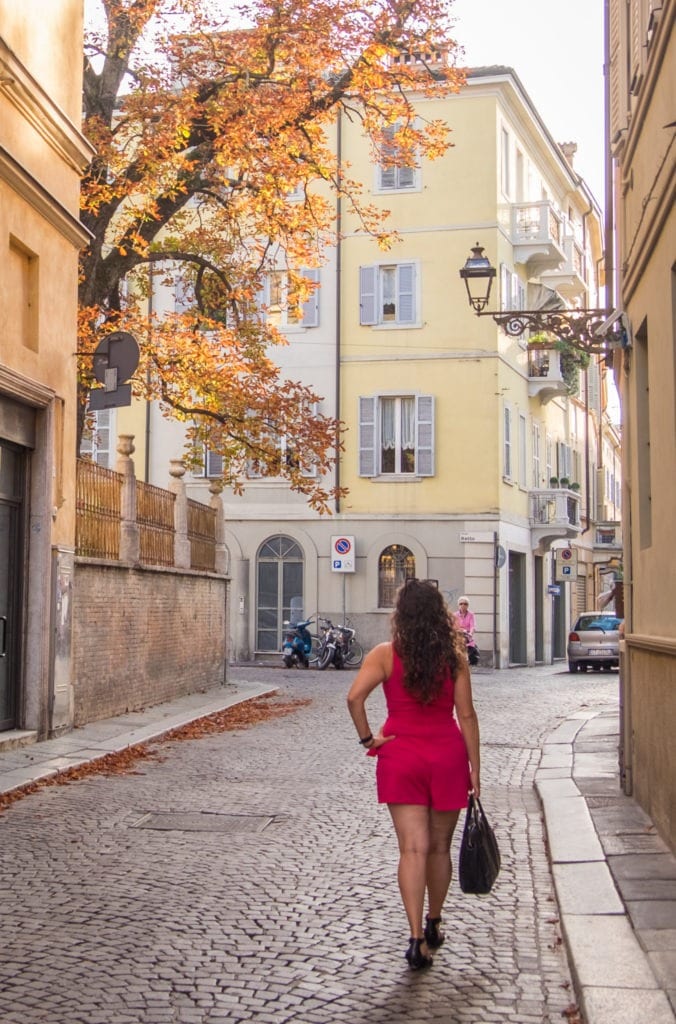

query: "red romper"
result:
(368, 650), (470, 810)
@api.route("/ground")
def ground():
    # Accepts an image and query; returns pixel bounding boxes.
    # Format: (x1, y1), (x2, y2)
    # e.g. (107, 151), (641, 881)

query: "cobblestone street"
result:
(0, 663), (618, 1024)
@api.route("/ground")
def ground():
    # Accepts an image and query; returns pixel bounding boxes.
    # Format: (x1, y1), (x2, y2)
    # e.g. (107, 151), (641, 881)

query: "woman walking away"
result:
(347, 579), (480, 970)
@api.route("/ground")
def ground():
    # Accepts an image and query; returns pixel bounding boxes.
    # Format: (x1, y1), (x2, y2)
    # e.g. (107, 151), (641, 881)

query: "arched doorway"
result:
(256, 536), (304, 652)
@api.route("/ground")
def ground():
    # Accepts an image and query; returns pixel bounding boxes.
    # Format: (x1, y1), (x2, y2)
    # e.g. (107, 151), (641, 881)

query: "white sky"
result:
(451, 0), (606, 206)
(85, 0), (606, 204)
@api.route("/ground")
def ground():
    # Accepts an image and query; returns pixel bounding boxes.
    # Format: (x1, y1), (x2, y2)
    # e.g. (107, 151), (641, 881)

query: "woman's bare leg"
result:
(388, 804), (430, 941)
(426, 809), (460, 919)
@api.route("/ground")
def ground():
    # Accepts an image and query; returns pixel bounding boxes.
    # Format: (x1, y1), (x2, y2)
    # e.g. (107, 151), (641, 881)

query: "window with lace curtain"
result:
(359, 394), (434, 477)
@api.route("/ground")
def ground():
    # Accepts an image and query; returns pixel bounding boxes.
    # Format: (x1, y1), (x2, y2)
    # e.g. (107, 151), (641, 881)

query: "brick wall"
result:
(72, 560), (228, 725)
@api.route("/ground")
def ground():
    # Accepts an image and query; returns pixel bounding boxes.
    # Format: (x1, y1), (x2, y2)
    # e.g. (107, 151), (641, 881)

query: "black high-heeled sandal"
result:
(424, 915), (445, 949)
(405, 937), (433, 970)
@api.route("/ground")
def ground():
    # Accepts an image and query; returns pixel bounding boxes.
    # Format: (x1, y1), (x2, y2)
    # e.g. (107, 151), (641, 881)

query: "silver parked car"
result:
(567, 612), (622, 673)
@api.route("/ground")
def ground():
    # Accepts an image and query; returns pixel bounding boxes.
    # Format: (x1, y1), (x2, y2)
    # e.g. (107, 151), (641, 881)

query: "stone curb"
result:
(536, 708), (676, 1024)
(0, 681), (276, 799)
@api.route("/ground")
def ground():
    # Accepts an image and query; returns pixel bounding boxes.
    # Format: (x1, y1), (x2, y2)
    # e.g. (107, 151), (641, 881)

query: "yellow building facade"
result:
(0, 1), (93, 738)
(329, 66), (613, 666)
(609, 0), (675, 850)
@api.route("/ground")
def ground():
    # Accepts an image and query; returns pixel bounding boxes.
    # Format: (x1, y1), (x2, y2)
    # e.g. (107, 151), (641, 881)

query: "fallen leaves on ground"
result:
(0, 694), (311, 816)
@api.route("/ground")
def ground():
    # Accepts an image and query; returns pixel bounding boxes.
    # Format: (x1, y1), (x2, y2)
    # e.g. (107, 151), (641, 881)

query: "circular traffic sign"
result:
(335, 537), (352, 555)
(560, 548), (573, 561)
(93, 331), (140, 385)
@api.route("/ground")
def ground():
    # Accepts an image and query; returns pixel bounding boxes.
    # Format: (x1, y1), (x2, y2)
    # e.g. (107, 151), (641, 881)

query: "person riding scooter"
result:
(455, 596), (479, 666)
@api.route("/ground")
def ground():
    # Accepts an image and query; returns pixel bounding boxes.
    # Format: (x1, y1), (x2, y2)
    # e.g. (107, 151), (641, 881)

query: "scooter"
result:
(317, 619), (345, 670)
(462, 630), (480, 667)
(316, 618), (364, 670)
(282, 617), (316, 668)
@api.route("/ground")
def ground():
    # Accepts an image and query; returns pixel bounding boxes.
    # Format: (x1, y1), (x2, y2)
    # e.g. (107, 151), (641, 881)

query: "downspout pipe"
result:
(335, 110), (342, 514)
(145, 264), (153, 483)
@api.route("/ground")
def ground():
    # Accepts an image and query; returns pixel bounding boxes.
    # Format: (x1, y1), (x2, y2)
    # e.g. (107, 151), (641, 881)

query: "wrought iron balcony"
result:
(530, 486), (581, 551)
(541, 234), (588, 300)
(595, 521), (623, 551)
(510, 201), (565, 273)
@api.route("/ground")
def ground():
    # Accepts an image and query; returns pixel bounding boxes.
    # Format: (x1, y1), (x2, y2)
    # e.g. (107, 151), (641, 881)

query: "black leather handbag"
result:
(458, 794), (501, 894)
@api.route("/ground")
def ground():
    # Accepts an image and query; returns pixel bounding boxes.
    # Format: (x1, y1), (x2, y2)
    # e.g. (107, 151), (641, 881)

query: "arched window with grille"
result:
(378, 544), (415, 607)
(256, 536), (304, 652)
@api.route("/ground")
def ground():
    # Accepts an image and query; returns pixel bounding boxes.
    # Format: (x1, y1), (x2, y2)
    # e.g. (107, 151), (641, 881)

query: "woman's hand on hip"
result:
(367, 730), (395, 753)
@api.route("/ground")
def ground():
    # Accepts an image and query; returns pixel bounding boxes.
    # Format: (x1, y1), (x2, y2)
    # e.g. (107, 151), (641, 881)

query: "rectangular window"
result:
(80, 408), (115, 468)
(9, 236), (39, 351)
(193, 446), (224, 478)
(499, 264), (524, 312)
(359, 394), (434, 477)
(545, 433), (553, 484)
(265, 268), (319, 328)
(532, 422), (541, 488)
(501, 127), (511, 197)
(359, 263), (417, 326)
(557, 441), (572, 481)
(247, 404), (318, 479)
(503, 405), (513, 479)
(378, 124), (417, 191)
(519, 414), (527, 488)
(635, 319), (651, 547)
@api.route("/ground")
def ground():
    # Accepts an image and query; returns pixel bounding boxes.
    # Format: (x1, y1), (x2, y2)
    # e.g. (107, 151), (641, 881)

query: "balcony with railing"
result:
(595, 521), (623, 551)
(527, 348), (568, 403)
(530, 486), (581, 551)
(541, 234), (588, 300)
(510, 201), (565, 272)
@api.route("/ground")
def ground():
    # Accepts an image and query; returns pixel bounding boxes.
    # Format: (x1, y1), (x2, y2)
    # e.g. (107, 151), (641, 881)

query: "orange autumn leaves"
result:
(80, 0), (464, 510)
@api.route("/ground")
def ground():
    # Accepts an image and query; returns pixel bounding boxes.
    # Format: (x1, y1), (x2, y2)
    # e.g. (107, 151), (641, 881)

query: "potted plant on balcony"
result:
(549, 476), (559, 487)
(560, 477), (570, 488)
(570, 481), (581, 492)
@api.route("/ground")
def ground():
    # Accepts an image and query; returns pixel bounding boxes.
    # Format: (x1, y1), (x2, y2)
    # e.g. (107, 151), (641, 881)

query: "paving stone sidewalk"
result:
(536, 706), (676, 1024)
(0, 663), (673, 1024)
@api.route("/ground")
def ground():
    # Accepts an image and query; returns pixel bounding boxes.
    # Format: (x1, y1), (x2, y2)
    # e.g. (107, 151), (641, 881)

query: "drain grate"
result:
(130, 811), (277, 833)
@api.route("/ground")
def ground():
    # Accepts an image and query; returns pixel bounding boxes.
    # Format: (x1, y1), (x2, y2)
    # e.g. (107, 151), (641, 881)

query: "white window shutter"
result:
(397, 165), (416, 189)
(206, 450), (224, 477)
(359, 396), (377, 476)
(500, 264), (510, 311)
(415, 395), (434, 476)
(360, 266), (377, 325)
(397, 264), (416, 323)
(380, 165), (396, 189)
(301, 268), (320, 327)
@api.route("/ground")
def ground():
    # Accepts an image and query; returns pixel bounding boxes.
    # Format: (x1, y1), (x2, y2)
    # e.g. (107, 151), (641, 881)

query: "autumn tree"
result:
(81, 0), (464, 511)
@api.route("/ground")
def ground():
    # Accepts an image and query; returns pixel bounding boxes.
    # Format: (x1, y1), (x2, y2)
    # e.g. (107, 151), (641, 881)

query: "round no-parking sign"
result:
(331, 536), (355, 573)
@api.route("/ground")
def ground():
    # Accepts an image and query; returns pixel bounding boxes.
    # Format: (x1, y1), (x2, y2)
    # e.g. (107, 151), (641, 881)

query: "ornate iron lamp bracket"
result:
(483, 309), (623, 355)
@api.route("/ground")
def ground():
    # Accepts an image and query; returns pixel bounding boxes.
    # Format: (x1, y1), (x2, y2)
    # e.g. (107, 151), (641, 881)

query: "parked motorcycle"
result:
(461, 629), (480, 667)
(317, 618), (364, 670)
(282, 617), (318, 668)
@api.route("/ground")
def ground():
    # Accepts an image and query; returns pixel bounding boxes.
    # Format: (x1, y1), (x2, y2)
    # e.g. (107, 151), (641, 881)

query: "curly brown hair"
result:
(391, 579), (466, 703)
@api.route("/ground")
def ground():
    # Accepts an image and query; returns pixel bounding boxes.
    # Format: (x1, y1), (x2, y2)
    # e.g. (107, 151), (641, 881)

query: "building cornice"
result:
(0, 365), (56, 407)
(0, 144), (91, 248)
(0, 37), (95, 175)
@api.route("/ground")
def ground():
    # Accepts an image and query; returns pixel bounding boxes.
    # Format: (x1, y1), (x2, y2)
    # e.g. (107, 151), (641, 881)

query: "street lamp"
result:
(459, 243), (629, 355)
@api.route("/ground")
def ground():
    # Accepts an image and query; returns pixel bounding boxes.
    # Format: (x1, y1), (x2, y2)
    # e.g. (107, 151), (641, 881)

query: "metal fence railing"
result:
(76, 458), (219, 572)
(137, 479), (175, 567)
(187, 498), (217, 572)
(75, 459), (122, 560)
